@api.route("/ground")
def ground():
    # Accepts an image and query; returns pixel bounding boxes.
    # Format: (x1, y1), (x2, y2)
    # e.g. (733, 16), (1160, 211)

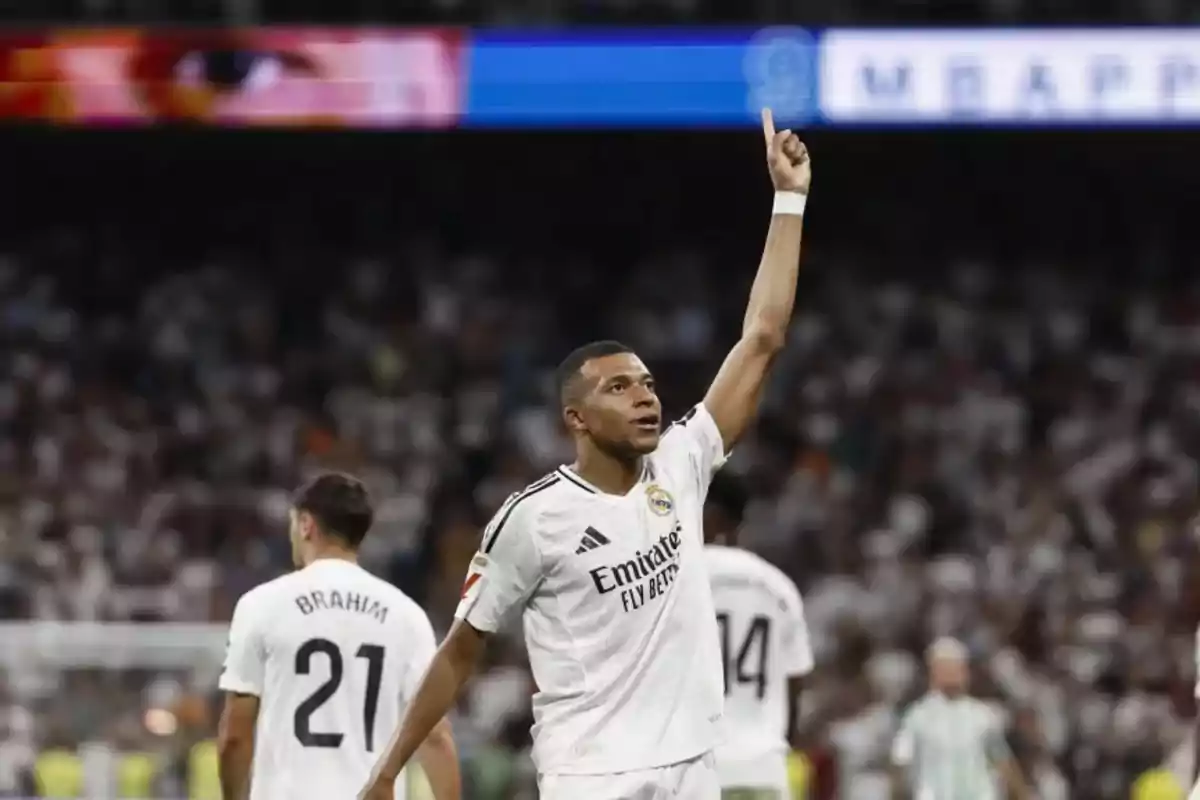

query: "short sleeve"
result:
(891, 708), (916, 766)
(657, 403), (728, 490)
(782, 584), (815, 678)
(218, 592), (266, 696)
(402, 609), (438, 701)
(454, 498), (545, 634)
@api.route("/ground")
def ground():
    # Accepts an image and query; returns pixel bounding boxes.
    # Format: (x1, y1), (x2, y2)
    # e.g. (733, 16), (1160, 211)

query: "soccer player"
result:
(889, 638), (1029, 800)
(705, 534), (813, 800)
(216, 472), (461, 800)
(359, 109), (810, 800)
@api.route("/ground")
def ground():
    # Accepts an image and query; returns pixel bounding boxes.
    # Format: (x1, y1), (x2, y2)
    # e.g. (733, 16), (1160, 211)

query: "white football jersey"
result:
(219, 559), (437, 800)
(456, 403), (727, 775)
(705, 544), (813, 790)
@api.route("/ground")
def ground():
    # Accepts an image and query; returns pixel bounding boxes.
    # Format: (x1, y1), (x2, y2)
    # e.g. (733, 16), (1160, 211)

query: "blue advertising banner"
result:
(463, 28), (819, 127)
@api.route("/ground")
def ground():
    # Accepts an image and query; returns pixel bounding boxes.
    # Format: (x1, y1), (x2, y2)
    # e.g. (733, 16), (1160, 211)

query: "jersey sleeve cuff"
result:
(454, 597), (500, 635)
(694, 402), (730, 469)
(218, 676), (262, 696)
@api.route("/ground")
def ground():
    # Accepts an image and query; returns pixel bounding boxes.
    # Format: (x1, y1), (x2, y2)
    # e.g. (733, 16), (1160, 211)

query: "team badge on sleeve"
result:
(646, 485), (674, 516)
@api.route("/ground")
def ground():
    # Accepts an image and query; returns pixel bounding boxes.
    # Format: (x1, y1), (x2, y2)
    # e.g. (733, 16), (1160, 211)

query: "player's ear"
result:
(562, 404), (587, 435)
(297, 510), (318, 540)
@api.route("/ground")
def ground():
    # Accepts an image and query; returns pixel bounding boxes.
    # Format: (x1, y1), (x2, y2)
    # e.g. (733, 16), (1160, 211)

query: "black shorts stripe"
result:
(483, 475), (561, 553)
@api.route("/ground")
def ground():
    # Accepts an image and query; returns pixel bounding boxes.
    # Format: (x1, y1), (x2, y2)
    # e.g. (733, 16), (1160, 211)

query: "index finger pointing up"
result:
(761, 108), (775, 146)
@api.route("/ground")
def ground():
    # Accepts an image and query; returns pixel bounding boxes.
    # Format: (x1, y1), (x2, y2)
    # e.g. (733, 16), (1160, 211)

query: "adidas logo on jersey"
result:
(575, 526), (611, 555)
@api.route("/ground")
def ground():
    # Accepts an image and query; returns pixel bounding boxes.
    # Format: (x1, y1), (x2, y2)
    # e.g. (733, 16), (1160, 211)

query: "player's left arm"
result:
(703, 108), (809, 453)
(216, 592), (266, 800)
(782, 579), (815, 748)
(984, 712), (1030, 800)
(218, 693), (259, 800)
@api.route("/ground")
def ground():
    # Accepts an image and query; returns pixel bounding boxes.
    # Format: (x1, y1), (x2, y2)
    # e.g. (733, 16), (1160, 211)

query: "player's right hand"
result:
(762, 108), (811, 195)
(357, 778), (395, 800)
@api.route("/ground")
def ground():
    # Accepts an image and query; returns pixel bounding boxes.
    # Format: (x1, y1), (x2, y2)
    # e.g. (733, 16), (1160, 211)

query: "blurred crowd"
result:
(0, 131), (1198, 799)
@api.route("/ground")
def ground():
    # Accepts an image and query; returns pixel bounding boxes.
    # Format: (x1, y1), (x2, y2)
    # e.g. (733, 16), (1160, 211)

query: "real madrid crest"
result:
(645, 485), (674, 516)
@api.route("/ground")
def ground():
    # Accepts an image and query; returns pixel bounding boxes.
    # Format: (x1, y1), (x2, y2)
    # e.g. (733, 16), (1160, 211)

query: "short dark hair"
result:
(554, 340), (633, 404)
(292, 472), (374, 549)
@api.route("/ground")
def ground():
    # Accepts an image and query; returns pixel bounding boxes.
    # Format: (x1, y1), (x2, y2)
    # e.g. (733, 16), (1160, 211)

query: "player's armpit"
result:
(363, 621), (486, 793)
(416, 716), (462, 800)
(217, 691), (260, 800)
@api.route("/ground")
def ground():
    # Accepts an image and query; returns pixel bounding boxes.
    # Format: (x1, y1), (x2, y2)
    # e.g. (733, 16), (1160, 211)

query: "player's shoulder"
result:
(481, 471), (577, 549)
(346, 567), (430, 625)
(656, 403), (712, 451)
(966, 696), (1000, 719)
(230, 572), (297, 620)
(706, 545), (801, 599)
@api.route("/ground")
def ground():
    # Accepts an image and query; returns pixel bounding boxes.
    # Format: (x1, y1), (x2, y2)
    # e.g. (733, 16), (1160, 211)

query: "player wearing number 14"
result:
(216, 472), (461, 800)
(706, 542), (813, 800)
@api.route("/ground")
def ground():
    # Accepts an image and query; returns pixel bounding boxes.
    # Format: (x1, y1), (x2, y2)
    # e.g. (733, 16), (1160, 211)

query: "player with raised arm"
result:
(706, 530), (813, 800)
(359, 109), (810, 800)
(217, 472), (460, 800)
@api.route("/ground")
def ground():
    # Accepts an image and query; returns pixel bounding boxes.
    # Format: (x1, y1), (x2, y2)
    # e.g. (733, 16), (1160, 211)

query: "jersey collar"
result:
(556, 462), (651, 498)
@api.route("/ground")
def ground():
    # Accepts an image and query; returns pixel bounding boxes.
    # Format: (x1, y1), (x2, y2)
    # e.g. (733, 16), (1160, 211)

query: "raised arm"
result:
(704, 108), (810, 452)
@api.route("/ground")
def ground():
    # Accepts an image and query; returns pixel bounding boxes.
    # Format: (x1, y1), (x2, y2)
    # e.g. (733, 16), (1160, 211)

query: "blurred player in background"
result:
(706, 530), (813, 800)
(359, 109), (810, 800)
(217, 472), (461, 800)
(889, 638), (1029, 800)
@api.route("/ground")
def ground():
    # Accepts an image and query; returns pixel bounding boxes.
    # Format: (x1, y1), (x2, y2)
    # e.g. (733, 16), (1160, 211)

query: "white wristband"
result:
(772, 191), (807, 216)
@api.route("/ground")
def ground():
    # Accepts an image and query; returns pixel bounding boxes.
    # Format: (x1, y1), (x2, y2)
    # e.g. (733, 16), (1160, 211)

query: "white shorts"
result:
(539, 751), (721, 800)
(714, 751), (789, 796)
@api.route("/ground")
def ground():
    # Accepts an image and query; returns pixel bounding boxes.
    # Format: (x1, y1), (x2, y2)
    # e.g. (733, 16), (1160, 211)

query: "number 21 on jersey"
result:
(293, 638), (386, 751)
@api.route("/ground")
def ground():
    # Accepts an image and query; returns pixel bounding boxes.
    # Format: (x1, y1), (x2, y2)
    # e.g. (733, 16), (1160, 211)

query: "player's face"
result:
(570, 352), (662, 457)
(930, 655), (969, 693)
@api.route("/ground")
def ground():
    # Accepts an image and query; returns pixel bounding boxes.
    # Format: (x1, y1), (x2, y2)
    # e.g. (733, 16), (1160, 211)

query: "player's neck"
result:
(572, 449), (644, 496)
(304, 547), (358, 567)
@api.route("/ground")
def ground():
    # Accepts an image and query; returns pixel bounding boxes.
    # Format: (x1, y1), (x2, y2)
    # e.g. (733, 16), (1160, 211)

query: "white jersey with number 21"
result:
(219, 559), (437, 800)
